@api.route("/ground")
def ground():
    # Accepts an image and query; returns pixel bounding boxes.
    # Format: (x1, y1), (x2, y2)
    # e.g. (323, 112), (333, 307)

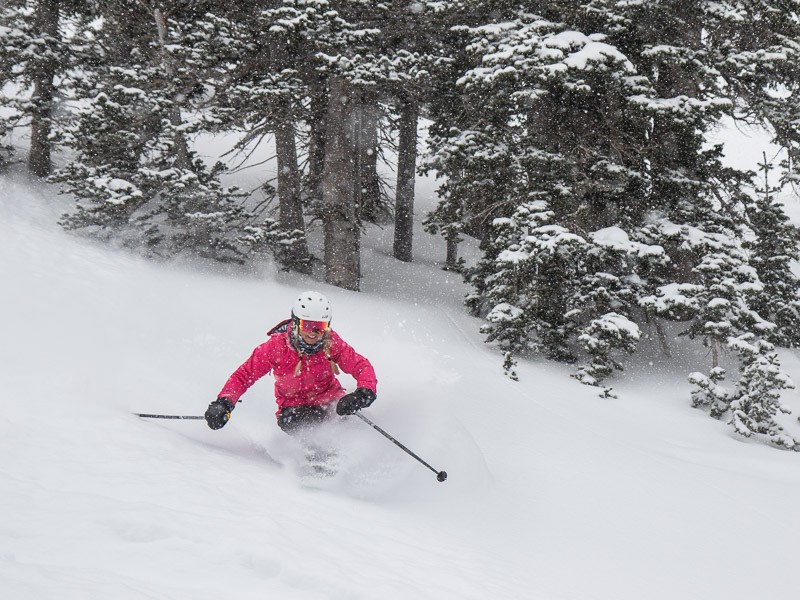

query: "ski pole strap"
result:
(134, 413), (205, 420)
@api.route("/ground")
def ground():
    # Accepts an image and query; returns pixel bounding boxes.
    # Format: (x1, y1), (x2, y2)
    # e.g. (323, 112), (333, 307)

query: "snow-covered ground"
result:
(3, 125), (800, 599)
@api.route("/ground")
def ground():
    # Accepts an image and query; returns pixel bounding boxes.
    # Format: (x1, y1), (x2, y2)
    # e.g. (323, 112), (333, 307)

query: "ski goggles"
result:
(298, 319), (330, 334)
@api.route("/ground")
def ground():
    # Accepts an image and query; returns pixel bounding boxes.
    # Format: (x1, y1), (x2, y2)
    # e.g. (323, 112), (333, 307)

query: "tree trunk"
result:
(274, 119), (311, 273)
(153, 7), (190, 170)
(306, 78), (328, 207)
(711, 337), (719, 369)
(322, 77), (360, 291)
(354, 90), (381, 223)
(445, 235), (459, 270)
(393, 97), (418, 262)
(28, 0), (60, 178)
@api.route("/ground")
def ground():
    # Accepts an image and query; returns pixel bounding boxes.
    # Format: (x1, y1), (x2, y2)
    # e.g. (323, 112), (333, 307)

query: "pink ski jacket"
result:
(218, 323), (377, 416)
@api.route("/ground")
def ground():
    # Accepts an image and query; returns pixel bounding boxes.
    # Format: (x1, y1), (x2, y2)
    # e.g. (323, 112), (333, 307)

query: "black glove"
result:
(205, 397), (235, 430)
(336, 387), (376, 416)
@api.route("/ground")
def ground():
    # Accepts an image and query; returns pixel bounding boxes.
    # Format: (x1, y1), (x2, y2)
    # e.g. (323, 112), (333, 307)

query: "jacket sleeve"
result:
(218, 340), (276, 405)
(331, 332), (378, 393)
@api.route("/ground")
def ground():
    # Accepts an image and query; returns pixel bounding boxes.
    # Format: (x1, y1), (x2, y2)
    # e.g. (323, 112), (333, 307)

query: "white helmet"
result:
(291, 291), (331, 322)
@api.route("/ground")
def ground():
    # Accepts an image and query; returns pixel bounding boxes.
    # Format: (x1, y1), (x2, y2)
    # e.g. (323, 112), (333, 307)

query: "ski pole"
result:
(134, 413), (204, 420)
(354, 412), (447, 482)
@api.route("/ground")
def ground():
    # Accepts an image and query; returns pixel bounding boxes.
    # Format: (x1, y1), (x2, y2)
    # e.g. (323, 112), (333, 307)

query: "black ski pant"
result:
(276, 403), (335, 434)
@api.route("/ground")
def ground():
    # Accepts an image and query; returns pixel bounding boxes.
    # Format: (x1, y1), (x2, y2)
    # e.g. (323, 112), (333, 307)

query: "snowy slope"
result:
(2, 171), (800, 600)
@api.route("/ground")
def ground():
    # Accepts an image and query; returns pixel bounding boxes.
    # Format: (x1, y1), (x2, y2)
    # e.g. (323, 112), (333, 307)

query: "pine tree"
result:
(430, 8), (660, 377)
(349, 1), (450, 263)
(0, 0), (91, 175)
(242, 0), (444, 287)
(217, 0), (406, 283)
(207, 0), (319, 272)
(743, 155), (800, 347)
(0, 2), (23, 168)
(54, 3), (251, 262)
(728, 335), (797, 450)
(688, 367), (729, 418)
(0, 122), (12, 170)
(422, 2), (800, 449)
(469, 201), (585, 367)
(702, 0), (800, 191)
(571, 226), (666, 389)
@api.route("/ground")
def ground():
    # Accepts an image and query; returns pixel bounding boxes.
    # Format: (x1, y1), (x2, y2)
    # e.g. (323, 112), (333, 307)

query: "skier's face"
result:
(297, 319), (329, 345)
(299, 327), (324, 344)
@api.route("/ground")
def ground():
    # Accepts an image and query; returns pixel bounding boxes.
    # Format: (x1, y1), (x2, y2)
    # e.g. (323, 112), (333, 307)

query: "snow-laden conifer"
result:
(689, 367), (729, 418)
(728, 335), (797, 449)
(54, 7), (251, 262)
(0, 0), (93, 175)
(424, 2), (800, 447)
(743, 157), (800, 347)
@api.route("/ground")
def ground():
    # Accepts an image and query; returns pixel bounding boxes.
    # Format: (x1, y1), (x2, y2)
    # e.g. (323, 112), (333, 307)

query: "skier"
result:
(205, 291), (378, 434)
